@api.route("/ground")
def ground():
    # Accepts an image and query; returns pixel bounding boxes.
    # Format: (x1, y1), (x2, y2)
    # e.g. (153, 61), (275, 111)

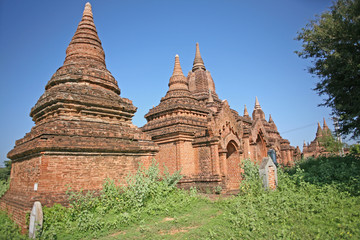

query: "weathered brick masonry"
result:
(142, 43), (299, 192)
(1, 2), (299, 232)
(1, 3), (157, 232)
(303, 118), (332, 158)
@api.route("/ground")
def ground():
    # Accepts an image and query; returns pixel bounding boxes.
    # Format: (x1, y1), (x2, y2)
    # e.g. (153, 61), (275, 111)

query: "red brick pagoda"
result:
(1, 3), (157, 231)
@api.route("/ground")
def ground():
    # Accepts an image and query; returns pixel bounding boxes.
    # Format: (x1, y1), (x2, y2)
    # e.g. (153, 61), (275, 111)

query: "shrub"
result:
(0, 179), (9, 198)
(287, 155), (360, 196)
(238, 159), (263, 196)
(222, 157), (360, 239)
(0, 160), (11, 181)
(38, 159), (186, 239)
(0, 211), (26, 239)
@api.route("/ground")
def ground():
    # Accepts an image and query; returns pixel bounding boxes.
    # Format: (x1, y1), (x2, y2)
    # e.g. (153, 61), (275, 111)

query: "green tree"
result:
(0, 160), (11, 181)
(349, 143), (360, 155)
(318, 131), (344, 154)
(296, 0), (360, 139)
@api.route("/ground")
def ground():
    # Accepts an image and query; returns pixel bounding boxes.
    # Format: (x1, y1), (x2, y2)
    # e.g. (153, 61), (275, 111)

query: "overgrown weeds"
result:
(0, 156), (359, 239)
(38, 160), (197, 239)
(219, 158), (360, 239)
(286, 155), (360, 196)
(0, 179), (9, 198)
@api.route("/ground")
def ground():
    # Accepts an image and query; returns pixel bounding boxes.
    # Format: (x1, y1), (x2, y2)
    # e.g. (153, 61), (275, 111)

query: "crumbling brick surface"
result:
(1, 3), (157, 232)
(143, 44), (297, 192)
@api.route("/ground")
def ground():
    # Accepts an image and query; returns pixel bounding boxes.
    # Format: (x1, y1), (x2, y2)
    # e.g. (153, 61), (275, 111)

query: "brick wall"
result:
(268, 165), (276, 190)
(0, 152), (153, 232)
(155, 143), (177, 174)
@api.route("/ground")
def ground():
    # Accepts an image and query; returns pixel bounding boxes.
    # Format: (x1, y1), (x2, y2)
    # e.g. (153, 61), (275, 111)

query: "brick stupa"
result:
(1, 3), (157, 231)
(303, 118), (333, 158)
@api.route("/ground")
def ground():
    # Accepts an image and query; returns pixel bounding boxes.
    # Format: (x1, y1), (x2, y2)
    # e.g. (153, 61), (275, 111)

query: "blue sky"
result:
(0, 0), (349, 166)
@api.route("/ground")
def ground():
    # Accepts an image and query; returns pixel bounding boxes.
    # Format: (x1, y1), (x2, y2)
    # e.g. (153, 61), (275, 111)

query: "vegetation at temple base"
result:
(318, 131), (344, 154)
(296, 0), (360, 139)
(0, 211), (27, 240)
(286, 154), (360, 196)
(0, 179), (9, 199)
(0, 160), (11, 181)
(1, 157), (360, 239)
(350, 143), (360, 155)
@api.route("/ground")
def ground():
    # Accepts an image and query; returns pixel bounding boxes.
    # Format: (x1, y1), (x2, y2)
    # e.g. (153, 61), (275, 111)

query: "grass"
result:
(100, 198), (224, 240)
(0, 156), (359, 239)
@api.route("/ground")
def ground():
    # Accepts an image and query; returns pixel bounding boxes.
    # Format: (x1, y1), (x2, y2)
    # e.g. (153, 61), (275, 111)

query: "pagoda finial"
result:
(192, 42), (206, 72)
(64, 2), (105, 67)
(269, 114), (274, 123)
(244, 104), (249, 117)
(254, 96), (262, 110)
(172, 54), (184, 76)
(168, 55), (188, 91)
(323, 117), (331, 135)
(303, 140), (307, 147)
(323, 117), (329, 129)
(316, 122), (322, 137)
(84, 2), (92, 16)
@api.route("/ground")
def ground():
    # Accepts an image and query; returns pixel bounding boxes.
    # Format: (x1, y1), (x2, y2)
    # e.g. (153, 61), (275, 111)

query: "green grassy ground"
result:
(100, 198), (225, 240)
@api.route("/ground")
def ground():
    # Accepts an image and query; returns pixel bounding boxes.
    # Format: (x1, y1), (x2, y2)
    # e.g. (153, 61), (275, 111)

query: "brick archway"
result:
(226, 140), (241, 190)
(227, 140), (237, 158)
(255, 132), (267, 163)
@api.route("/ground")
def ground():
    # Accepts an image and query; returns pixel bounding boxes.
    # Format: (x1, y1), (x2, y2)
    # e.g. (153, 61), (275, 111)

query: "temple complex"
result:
(0, 3), (157, 231)
(1, 3), (299, 232)
(303, 118), (332, 158)
(142, 43), (297, 191)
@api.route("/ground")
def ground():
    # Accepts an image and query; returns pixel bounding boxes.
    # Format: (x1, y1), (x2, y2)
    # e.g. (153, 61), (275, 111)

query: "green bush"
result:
(287, 155), (360, 196)
(0, 211), (26, 240)
(349, 144), (360, 155)
(38, 159), (190, 239)
(238, 159), (263, 196)
(0, 160), (11, 181)
(0, 179), (9, 198)
(220, 157), (360, 239)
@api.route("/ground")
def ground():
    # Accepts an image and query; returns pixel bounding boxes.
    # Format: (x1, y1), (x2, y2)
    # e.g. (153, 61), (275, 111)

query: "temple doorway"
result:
(226, 140), (241, 190)
(255, 133), (267, 163)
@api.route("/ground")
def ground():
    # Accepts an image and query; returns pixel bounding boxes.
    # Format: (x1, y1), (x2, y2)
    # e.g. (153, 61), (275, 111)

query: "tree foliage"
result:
(0, 160), (11, 181)
(296, 0), (360, 139)
(349, 143), (360, 155)
(318, 130), (344, 154)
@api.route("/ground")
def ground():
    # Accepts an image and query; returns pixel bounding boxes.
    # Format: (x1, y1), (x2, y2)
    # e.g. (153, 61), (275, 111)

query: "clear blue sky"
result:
(0, 0), (350, 166)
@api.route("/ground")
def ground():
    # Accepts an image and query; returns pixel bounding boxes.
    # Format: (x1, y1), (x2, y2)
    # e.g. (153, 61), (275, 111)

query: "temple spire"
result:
(168, 55), (188, 91)
(252, 96), (266, 120)
(323, 117), (331, 135)
(192, 43), (206, 72)
(323, 117), (329, 129)
(244, 104), (249, 117)
(269, 114), (274, 123)
(64, 2), (105, 67)
(254, 96), (262, 110)
(316, 122), (322, 137)
(172, 54), (184, 76)
(45, 2), (120, 94)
